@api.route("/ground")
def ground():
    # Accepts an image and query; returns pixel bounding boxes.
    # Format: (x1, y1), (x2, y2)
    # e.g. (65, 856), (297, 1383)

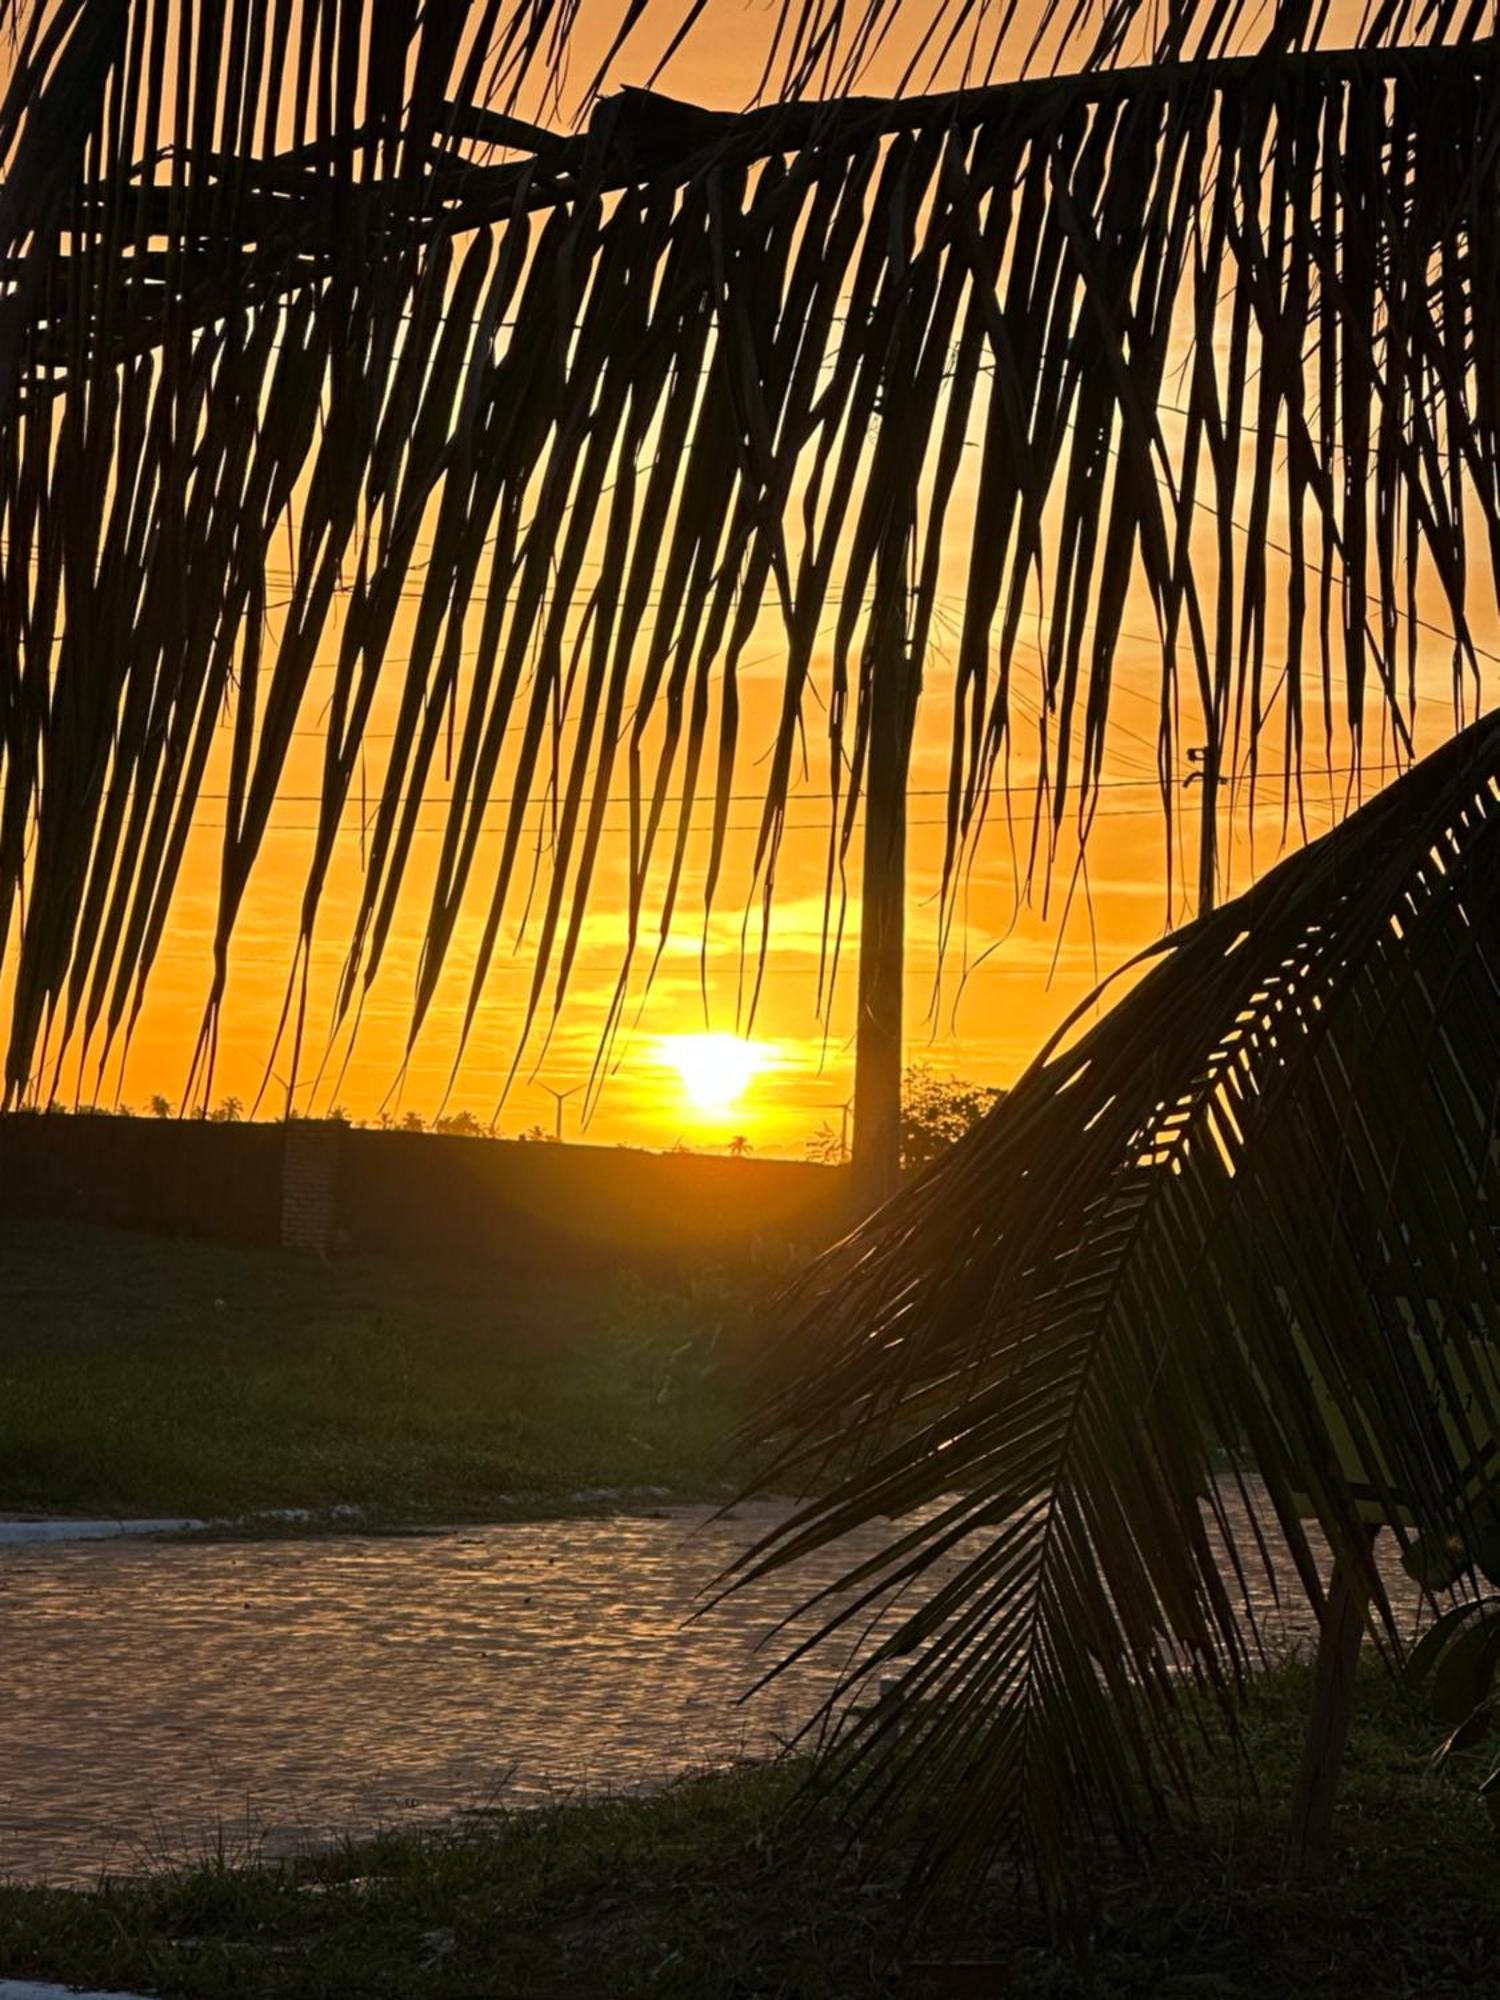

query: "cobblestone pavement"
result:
(0, 1495), (1429, 1887)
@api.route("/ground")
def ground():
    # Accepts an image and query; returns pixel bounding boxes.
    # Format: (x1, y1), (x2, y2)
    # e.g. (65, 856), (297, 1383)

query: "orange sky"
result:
(7, 0), (1493, 1155)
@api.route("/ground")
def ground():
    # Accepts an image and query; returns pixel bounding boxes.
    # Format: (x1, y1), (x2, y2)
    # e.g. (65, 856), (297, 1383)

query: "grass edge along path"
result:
(2, 1662), (1498, 1998)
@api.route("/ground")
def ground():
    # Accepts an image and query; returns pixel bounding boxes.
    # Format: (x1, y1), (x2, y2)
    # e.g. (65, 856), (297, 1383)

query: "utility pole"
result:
(851, 554), (916, 1212)
(1189, 741), (1220, 917)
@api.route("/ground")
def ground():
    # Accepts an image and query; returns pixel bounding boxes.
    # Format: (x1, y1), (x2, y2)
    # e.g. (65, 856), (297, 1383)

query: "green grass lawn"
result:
(0, 1219), (767, 1526)
(1, 1661), (1496, 1997)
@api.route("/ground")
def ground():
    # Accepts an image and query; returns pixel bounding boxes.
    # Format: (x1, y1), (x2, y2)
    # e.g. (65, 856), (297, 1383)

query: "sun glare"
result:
(659, 1034), (774, 1116)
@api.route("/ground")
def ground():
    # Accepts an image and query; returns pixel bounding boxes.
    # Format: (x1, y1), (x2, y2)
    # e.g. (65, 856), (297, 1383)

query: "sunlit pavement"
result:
(0, 1494), (1427, 1887)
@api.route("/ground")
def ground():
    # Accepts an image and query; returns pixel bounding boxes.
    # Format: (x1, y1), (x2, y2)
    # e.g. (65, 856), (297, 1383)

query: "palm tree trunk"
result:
(1284, 1525), (1378, 1880)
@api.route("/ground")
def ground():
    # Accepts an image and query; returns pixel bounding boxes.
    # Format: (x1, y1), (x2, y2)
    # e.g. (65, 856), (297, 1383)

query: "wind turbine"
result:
(538, 1081), (585, 1143)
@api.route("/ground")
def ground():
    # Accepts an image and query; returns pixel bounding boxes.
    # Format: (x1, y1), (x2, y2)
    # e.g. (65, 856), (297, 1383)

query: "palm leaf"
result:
(3, 13), (1498, 1106)
(721, 707), (1500, 1895)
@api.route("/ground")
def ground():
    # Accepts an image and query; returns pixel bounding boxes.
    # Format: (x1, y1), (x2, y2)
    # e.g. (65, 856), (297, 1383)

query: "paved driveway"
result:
(0, 1496), (1429, 1886)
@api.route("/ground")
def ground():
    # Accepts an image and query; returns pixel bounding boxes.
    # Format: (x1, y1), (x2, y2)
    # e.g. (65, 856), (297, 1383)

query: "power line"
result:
(164, 797), (1349, 837)
(0, 763), (1382, 815)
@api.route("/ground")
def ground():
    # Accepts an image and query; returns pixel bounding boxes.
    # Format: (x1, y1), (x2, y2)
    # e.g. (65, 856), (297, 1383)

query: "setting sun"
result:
(658, 1034), (776, 1116)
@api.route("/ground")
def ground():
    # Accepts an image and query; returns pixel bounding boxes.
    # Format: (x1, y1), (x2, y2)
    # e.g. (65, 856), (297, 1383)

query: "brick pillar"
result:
(280, 1119), (343, 1253)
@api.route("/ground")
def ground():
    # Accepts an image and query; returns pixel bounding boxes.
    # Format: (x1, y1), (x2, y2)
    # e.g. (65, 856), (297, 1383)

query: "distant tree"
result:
(327, 1104), (353, 1125)
(517, 1123), (557, 1144)
(899, 1063), (1002, 1170)
(434, 1108), (484, 1138)
(149, 1093), (172, 1119)
(726, 1134), (752, 1157)
(209, 1095), (243, 1125)
(805, 1119), (846, 1166)
(399, 1110), (426, 1133)
(805, 1068), (1002, 1170)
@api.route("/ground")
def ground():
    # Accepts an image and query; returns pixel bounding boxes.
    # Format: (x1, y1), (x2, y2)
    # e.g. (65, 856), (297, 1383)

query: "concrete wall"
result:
(333, 1126), (854, 1269)
(0, 1111), (284, 1245)
(0, 1112), (855, 1270)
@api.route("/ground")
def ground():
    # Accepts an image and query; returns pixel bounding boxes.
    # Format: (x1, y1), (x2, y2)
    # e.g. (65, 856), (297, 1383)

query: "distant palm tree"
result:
(4, 0), (1500, 1897)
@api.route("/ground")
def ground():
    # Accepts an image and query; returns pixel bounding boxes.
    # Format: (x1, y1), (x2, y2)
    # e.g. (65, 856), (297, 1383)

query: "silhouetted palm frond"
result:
(726, 706), (1500, 1895)
(1, 3), (1498, 1106)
